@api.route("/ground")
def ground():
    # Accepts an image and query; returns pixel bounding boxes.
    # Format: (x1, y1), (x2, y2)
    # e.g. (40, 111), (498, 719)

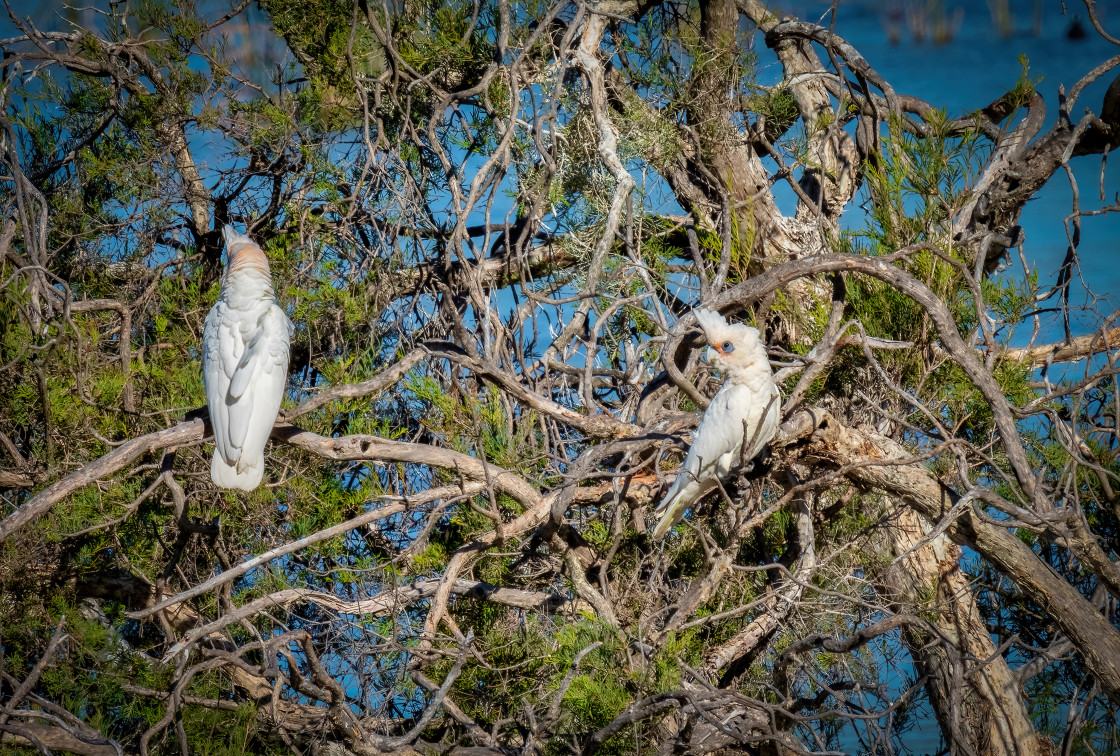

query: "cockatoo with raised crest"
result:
(651, 309), (779, 539)
(202, 226), (292, 490)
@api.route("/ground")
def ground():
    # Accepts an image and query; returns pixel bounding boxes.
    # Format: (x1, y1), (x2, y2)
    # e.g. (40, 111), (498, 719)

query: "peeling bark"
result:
(784, 409), (1120, 706)
(871, 500), (1041, 756)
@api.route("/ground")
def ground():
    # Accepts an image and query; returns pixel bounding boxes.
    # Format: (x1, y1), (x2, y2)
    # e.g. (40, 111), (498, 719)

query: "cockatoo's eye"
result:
(721, 340), (734, 353)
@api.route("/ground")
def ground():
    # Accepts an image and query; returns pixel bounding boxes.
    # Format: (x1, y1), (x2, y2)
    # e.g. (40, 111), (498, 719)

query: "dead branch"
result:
(0, 419), (205, 541)
(282, 348), (425, 421)
(126, 497), (416, 620)
(782, 408), (1120, 705)
(997, 325), (1120, 365)
(0, 721), (120, 756)
(164, 578), (587, 659)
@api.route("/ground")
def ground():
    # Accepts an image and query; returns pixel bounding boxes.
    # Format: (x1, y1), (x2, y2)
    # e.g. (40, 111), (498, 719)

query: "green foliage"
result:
(861, 112), (985, 249)
(264, 0), (383, 129)
(0, 597), (289, 755)
(441, 615), (657, 754)
(396, 2), (494, 87)
(410, 376), (543, 475)
(1004, 54), (1040, 115)
(750, 86), (799, 142)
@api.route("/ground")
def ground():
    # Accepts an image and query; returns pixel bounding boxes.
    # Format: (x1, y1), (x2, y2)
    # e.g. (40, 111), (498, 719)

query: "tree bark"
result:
(0, 723), (120, 756)
(871, 499), (1042, 755)
(785, 409), (1120, 706)
(691, 0), (783, 271)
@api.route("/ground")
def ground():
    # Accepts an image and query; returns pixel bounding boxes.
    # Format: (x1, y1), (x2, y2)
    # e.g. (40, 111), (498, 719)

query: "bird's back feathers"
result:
(202, 227), (291, 491)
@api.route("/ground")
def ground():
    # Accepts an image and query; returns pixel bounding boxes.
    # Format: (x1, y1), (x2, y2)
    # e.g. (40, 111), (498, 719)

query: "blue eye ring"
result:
(721, 340), (734, 353)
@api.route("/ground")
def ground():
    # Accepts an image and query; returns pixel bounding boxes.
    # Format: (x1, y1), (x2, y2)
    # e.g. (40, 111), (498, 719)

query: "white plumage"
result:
(651, 309), (780, 539)
(202, 226), (292, 490)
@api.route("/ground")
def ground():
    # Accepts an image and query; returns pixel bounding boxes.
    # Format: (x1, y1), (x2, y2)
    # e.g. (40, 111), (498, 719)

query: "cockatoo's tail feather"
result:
(651, 308), (779, 538)
(651, 484), (695, 540)
(202, 226), (291, 491)
(211, 452), (264, 491)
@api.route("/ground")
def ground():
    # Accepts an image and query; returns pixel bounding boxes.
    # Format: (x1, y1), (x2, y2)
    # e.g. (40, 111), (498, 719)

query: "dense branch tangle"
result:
(1, 1), (1119, 755)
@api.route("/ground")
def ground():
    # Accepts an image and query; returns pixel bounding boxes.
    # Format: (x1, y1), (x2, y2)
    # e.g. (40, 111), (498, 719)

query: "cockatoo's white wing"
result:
(744, 382), (780, 463)
(652, 384), (753, 539)
(205, 304), (290, 491)
(202, 301), (238, 468)
(224, 305), (291, 477)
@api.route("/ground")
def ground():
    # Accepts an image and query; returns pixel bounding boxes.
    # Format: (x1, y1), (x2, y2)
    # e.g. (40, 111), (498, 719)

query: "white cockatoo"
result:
(202, 226), (292, 490)
(651, 309), (780, 539)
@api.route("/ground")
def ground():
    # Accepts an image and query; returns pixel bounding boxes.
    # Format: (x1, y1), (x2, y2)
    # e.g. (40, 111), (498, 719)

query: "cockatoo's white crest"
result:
(651, 308), (779, 539)
(202, 226), (292, 490)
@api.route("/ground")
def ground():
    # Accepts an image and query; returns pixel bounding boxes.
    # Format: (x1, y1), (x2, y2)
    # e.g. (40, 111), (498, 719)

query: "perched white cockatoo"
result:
(202, 226), (292, 490)
(651, 309), (780, 539)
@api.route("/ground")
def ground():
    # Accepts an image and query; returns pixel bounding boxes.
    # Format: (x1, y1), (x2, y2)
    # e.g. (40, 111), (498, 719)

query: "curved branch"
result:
(425, 342), (640, 439)
(778, 614), (926, 661)
(164, 579), (584, 661)
(274, 424), (542, 507)
(0, 419), (205, 541)
(281, 348), (425, 421)
(761, 18), (901, 117)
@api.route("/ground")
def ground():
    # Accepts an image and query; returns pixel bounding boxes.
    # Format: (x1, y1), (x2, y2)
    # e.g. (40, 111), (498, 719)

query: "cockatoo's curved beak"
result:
(703, 346), (718, 364)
